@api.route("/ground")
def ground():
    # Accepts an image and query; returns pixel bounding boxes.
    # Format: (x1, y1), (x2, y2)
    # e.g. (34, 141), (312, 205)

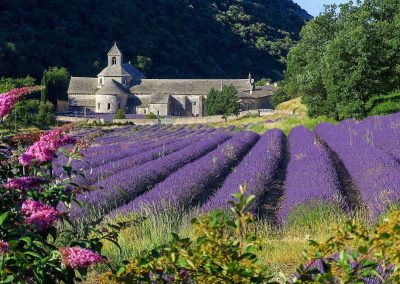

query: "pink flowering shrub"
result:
(4, 176), (46, 190)
(19, 127), (76, 166)
(21, 200), (59, 231)
(0, 93), (121, 283)
(60, 247), (105, 268)
(0, 86), (43, 119)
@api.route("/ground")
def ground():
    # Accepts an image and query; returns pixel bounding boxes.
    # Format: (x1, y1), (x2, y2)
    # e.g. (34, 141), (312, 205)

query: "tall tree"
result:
(205, 85), (240, 116)
(42, 67), (70, 106)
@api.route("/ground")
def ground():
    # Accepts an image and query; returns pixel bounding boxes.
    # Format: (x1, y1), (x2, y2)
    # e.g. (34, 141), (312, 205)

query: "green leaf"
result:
(358, 246), (368, 254)
(0, 212), (9, 225)
(20, 236), (32, 246)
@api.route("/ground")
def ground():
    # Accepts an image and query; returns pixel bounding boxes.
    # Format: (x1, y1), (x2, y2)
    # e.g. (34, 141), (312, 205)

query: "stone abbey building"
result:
(67, 43), (274, 117)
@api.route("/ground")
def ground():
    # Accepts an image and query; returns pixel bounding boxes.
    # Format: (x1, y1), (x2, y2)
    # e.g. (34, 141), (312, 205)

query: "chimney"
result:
(249, 73), (255, 95)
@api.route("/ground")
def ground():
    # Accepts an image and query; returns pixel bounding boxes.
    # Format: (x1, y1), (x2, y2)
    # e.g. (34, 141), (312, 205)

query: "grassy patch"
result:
(275, 97), (307, 115)
(100, 203), (377, 276)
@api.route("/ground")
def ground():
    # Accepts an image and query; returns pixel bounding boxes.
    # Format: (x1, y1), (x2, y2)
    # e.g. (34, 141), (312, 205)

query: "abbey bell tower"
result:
(107, 42), (123, 67)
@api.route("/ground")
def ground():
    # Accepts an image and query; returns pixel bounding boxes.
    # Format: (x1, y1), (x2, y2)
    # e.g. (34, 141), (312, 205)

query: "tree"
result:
(0, 76), (36, 93)
(135, 56), (152, 75)
(42, 67), (70, 106)
(205, 85), (240, 116)
(281, 0), (400, 119)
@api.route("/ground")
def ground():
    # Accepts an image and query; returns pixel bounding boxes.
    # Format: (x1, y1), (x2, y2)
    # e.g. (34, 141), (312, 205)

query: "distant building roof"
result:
(122, 64), (146, 79)
(130, 79), (252, 95)
(67, 77), (98, 94)
(108, 43), (123, 56)
(97, 63), (145, 78)
(238, 84), (277, 99)
(150, 94), (170, 104)
(96, 79), (130, 96)
(133, 95), (151, 108)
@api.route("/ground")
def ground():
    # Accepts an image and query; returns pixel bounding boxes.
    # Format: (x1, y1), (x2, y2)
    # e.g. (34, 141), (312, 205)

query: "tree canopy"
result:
(205, 85), (240, 116)
(0, 0), (310, 81)
(41, 67), (70, 105)
(280, 0), (400, 119)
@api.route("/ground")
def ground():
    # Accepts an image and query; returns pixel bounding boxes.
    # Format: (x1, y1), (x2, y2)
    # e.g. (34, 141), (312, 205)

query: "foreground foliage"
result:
(103, 186), (276, 283)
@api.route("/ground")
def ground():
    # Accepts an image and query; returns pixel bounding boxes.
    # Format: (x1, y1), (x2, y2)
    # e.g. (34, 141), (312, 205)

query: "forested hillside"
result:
(0, 0), (310, 81)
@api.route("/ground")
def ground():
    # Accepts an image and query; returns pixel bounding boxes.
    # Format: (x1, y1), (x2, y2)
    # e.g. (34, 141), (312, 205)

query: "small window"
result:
(118, 103), (121, 109)
(144, 109), (147, 114)
(193, 101), (197, 106)
(112, 57), (117, 65)
(107, 103), (111, 110)
(157, 111), (160, 115)
(99, 78), (102, 84)
(97, 103), (100, 110)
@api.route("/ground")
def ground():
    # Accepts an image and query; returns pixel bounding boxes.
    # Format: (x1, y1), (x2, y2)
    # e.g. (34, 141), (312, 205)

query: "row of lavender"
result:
(67, 112), (400, 224)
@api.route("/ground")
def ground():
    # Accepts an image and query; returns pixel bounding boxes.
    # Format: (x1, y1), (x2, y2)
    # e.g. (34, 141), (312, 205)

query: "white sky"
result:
(293, 0), (350, 16)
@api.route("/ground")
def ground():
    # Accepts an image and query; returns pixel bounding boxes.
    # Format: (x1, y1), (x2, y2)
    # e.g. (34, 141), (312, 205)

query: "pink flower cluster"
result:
(21, 200), (59, 231)
(0, 240), (8, 255)
(60, 247), (105, 268)
(0, 86), (43, 118)
(4, 176), (46, 190)
(19, 128), (76, 166)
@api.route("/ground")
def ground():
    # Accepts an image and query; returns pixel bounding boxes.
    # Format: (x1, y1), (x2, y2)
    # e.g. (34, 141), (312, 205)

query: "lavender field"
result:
(59, 112), (400, 224)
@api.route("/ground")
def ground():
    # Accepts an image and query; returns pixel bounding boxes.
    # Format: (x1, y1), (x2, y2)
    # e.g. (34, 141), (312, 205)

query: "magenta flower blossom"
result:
(60, 247), (105, 268)
(0, 240), (8, 255)
(0, 86), (43, 118)
(4, 176), (46, 190)
(19, 128), (76, 166)
(21, 200), (59, 231)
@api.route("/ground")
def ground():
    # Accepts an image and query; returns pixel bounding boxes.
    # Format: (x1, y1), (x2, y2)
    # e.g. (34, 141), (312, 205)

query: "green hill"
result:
(0, 0), (310, 80)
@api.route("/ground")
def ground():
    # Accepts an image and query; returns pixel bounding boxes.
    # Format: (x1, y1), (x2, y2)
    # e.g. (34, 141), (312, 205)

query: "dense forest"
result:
(0, 0), (310, 81)
(279, 0), (400, 119)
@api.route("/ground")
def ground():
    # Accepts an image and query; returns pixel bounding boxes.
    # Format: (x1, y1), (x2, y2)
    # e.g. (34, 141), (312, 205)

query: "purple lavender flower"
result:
(201, 128), (285, 213)
(68, 131), (231, 221)
(107, 131), (259, 217)
(315, 122), (400, 216)
(277, 126), (341, 222)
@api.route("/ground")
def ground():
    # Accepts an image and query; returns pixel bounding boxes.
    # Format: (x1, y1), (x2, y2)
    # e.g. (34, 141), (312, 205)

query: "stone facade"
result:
(67, 43), (275, 116)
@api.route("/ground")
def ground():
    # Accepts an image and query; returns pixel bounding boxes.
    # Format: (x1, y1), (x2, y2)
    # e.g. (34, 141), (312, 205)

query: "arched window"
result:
(107, 103), (111, 110)
(112, 57), (117, 65)
(99, 78), (103, 85)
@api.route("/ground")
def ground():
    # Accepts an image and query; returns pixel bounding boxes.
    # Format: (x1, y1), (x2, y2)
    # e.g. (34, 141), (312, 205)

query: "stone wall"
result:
(95, 94), (127, 113)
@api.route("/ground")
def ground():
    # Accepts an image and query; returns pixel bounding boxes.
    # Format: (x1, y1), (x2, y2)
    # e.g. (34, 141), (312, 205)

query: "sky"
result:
(293, 0), (350, 16)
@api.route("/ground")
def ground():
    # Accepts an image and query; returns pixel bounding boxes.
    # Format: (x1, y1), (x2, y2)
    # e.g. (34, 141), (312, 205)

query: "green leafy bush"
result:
(145, 112), (157, 119)
(205, 85), (240, 116)
(367, 91), (400, 116)
(4, 99), (55, 129)
(114, 109), (126, 119)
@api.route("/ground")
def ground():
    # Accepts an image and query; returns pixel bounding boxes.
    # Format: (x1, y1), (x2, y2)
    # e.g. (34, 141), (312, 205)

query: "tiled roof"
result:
(107, 43), (123, 56)
(67, 77), (98, 94)
(96, 79), (130, 95)
(150, 94), (170, 104)
(238, 85), (277, 99)
(97, 63), (145, 78)
(130, 79), (252, 95)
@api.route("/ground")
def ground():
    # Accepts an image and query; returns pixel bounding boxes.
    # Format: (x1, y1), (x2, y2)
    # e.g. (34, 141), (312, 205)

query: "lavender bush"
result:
(315, 122), (400, 216)
(69, 132), (232, 221)
(108, 131), (259, 217)
(201, 128), (285, 214)
(277, 126), (342, 223)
